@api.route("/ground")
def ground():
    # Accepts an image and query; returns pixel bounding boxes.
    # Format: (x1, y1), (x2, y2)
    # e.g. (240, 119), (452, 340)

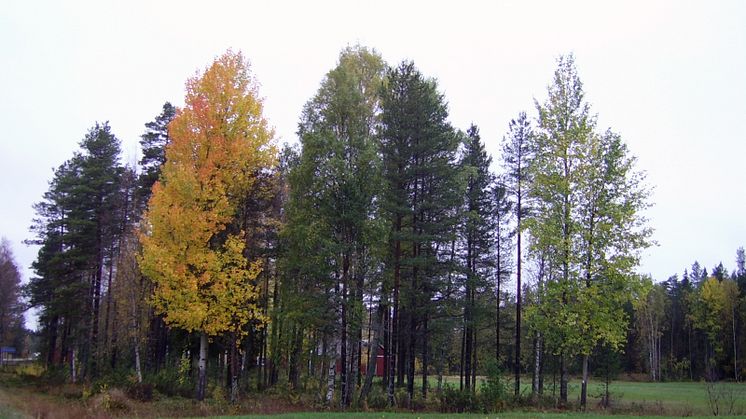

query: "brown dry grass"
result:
(0, 369), (317, 419)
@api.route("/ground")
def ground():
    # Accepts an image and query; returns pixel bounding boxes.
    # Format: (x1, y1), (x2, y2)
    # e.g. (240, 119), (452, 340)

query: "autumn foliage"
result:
(139, 51), (275, 337)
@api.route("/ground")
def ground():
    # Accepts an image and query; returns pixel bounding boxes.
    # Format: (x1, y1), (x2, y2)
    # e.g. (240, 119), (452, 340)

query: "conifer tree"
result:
(458, 124), (495, 391)
(380, 61), (462, 401)
(501, 111), (534, 396)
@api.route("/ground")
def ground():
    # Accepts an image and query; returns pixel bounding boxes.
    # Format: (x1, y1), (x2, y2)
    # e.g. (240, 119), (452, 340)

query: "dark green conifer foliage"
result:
(28, 122), (123, 379)
(380, 61), (462, 401)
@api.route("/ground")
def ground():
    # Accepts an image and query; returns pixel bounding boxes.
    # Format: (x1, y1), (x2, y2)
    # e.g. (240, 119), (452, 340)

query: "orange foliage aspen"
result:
(139, 50), (275, 339)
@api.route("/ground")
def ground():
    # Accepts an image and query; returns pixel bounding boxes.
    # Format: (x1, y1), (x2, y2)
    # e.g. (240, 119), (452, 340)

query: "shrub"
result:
(438, 384), (477, 413)
(126, 382), (154, 402)
(477, 360), (508, 412)
(366, 384), (389, 409)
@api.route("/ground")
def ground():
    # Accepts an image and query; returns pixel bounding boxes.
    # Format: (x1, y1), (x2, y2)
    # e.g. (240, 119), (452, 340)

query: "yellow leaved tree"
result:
(139, 50), (275, 401)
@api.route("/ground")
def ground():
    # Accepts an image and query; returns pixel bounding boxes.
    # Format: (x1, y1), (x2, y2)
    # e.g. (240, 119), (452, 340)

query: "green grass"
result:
(213, 377), (745, 418)
(214, 413), (733, 419)
(528, 378), (745, 415)
(427, 375), (746, 414)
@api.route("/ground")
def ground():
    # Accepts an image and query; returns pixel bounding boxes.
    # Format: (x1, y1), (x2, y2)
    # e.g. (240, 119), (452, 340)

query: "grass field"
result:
(218, 414), (735, 419)
(390, 375), (746, 416)
(1, 367), (745, 418)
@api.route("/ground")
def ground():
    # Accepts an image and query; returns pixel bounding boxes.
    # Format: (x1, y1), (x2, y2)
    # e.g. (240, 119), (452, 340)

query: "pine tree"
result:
(27, 122), (123, 379)
(501, 111), (534, 396)
(380, 61), (462, 401)
(458, 124), (495, 392)
(138, 102), (176, 208)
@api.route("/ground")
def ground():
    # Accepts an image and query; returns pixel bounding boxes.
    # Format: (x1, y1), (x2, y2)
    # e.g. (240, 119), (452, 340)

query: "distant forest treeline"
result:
(12, 46), (746, 409)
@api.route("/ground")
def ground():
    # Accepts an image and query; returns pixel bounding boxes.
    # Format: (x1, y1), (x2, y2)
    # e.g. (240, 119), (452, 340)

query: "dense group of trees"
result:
(632, 257), (746, 384)
(0, 239), (27, 354)
(22, 46), (746, 411)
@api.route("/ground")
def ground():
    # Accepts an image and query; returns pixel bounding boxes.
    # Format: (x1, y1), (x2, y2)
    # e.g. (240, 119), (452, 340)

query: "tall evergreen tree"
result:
(458, 124), (495, 392)
(380, 61), (462, 401)
(138, 102), (176, 207)
(27, 122), (124, 379)
(501, 111), (534, 396)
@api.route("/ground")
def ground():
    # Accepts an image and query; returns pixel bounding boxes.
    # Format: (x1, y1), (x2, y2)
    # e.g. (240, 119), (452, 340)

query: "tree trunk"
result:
(103, 258), (114, 367)
(580, 354), (589, 409)
(47, 315), (59, 368)
(229, 334), (239, 404)
(71, 347), (77, 383)
(515, 196), (522, 398)
(422, 313), (428, 398)
(559, 354), (568, 405)
(532, 332), (542, 399)
(460, 325), (466, 391)
(196, 333), (208, 401)
(326, 338), (337, 405)
(471, 327), (477, 392)
(134, 338), (143, 383)
(733, 308), (738, 382)
(129, 277), (142, 383)
(388, 215), (401, 406)
(359, 300), (384, 405)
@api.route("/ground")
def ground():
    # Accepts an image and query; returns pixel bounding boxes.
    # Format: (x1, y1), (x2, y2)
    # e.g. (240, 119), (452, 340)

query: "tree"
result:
(527, 54), (595, 404)
(0, 239), (25, 352)
(528, 55), (652, 407)
(139, 50), (275, 401)
(458, 124), (495, 392)
(501, 111), (534, 396)
(138, 102), (176, 208)
(281, 45), (385, 405)
(693, 276), (741, 380)
(634, 279), (668, 381)
(27, 122), (124, 380)
(380, 61), (462, 402)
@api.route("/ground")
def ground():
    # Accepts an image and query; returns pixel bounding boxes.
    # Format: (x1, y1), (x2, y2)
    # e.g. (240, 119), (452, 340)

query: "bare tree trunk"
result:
(326, 338), (337, 405)
(471, 327), (477, 392)
(532, 332), (542, 399)
(129, 274), (142, 383)
(580, 354), (589, 410)
(422, 313), (428, 398)
(340, 253), (349, 408)
(359, 300), (384, 405)
(515, 195), (522, 398)
(230, 334), (239, 404)
(71, 347), (77, 383)
(196, 333), (208, 401)
(460, 325), (466, 391)
(388, 217), (401, 407)
(103, 258), (114, 367)
(559, 354), (568, 405)
(733, 308), (738, 382)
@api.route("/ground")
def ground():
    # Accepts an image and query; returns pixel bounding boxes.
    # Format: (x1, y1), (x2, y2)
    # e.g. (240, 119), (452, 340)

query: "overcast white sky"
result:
(2, 1), (745, 327)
